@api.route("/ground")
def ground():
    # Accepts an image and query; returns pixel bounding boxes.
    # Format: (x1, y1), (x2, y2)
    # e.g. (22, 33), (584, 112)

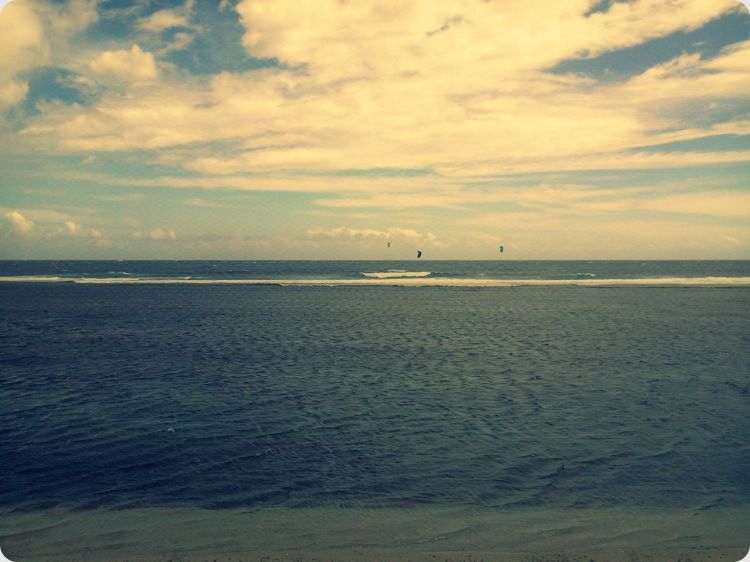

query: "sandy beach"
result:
(2, 505), (747, 562)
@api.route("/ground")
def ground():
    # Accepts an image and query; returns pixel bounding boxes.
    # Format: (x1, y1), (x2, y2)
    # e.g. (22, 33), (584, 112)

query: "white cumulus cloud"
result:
(149, 228), (177, 240)
(4, 211), (34, 234)
(64, 221), (81, 235)
(138, 9), (188, 32)
(0, 79), (29, 109)
(131, 229), (177, 240)
(89, 45), (158, 82)
(301, 226), (435, 242)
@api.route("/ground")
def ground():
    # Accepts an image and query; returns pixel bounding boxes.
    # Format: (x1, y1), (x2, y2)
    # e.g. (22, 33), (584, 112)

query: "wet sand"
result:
(2, 505), (747, 561)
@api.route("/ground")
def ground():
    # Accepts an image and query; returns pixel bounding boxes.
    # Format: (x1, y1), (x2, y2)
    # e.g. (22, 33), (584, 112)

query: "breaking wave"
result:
(1, 276), (750, 286)
(361, 270), (432, 278)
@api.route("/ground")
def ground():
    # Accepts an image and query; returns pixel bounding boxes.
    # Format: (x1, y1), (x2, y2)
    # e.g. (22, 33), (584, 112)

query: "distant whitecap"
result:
(361, 271), (432, 278)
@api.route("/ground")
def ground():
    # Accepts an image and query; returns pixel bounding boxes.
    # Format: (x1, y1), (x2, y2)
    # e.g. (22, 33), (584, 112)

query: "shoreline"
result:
(2, 505), (747, 562)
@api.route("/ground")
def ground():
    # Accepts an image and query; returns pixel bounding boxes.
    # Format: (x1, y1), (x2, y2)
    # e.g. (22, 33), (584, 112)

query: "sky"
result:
(0, 0), (748, 260)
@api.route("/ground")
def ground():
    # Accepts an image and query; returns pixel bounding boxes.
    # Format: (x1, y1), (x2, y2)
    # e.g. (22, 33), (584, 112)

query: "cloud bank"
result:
(0, 0), (747, 258)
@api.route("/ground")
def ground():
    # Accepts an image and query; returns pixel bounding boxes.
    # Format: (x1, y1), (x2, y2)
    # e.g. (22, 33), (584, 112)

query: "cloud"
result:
(22, 29), (749, 181)
(642, 191), (750, 218)
(435, 150), (750, 177)
(150, 228), (176, 240)
(0, 216), (123, 245)
(0, 1), (46, 110)
(132, 228), (178, 240)
(4, 211), (33, 234)
(64, 220), (81, 235)
(0, 78), (29, 109)
(235, 0), (735, 80)
(84, 228), (114, 247)
(185, 198), (227, 208)
(89, 45), (158, 82)
(307, 183), (750, 225)
(0, 206), (74, 223)
(301, 226), (436, 242)
(313, 184), (648, 211)
(0, 0), (97, 111)
(94, 193), (145, 202)
(0, 2), (48, 74)
(4, 0), (748, 263)
(138, 9), (189, 32)
(159, 31), (194, 55)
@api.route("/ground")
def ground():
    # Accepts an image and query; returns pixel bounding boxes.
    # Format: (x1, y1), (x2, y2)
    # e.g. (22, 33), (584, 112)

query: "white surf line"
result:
(362, 271), (432, 278)
(1, 276), (750, 286)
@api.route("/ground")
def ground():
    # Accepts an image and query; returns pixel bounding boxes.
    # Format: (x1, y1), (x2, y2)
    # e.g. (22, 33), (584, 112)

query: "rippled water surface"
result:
(1, 258), (749, 282)
(2, 283), (749, 514)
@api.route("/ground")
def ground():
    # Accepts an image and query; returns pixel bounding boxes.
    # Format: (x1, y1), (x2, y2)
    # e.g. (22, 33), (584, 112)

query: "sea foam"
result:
(361, 270), (432, 278)
(1, 276), (750, 286)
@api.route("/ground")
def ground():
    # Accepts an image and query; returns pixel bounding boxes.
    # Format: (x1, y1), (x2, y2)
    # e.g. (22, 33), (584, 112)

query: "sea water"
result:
(0, 259), (749, 283)
(1, 261), (748, 561)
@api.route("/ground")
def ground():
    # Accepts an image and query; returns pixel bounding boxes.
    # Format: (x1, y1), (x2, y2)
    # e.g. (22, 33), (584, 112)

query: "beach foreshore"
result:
(1, 547), (741, 561)
(2, 505), (747, 562)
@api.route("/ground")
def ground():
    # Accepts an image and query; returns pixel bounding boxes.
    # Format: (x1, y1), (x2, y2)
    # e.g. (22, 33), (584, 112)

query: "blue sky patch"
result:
(552, 11), (750, 81)
(634, 134), (750, 153)
(584, 0), (636, 17)
(19, 67), (97, 118)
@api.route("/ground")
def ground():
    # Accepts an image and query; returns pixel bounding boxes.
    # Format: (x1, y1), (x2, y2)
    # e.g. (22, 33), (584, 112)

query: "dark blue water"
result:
(1, 259), (749, 281)
(1, 273), (748, 518)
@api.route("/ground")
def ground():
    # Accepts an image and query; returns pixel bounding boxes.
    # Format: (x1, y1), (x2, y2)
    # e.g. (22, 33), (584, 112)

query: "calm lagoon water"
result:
(1, 261), (748, 560)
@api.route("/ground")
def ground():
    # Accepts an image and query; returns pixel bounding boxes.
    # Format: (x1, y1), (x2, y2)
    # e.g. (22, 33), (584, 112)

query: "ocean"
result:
(1, 261), (748, 561)
(0, 259), (749, 285)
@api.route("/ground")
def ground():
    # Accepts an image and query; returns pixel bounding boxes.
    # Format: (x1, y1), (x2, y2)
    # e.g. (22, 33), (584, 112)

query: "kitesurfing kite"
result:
(499, 245), (504, 253)
(417, 250), (422, 258)
(387, 241), (391, 248)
